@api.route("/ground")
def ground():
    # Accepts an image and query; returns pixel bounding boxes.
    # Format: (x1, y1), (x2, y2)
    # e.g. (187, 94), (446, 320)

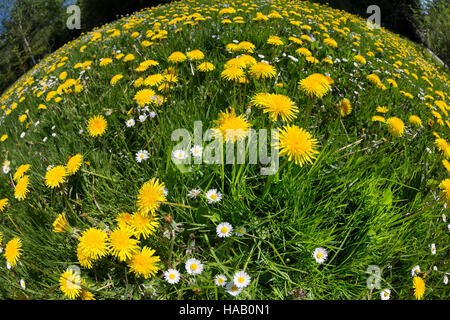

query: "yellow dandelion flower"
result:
(435, 138), (450, 158)
(130, 211), (159, 239)
(66, 154), (83, 175)
(273, 125), (319, 166)
(78, 228), (109, 260)
(252, 93), (298, 122)
(110, 74), (123, 85)
(45, 166), (67, 189)
(323, 37), (338, 47)
(134, 89), (157, 107)
(213, 108), (251, 142)
(442, 159), (450, 172)
(298, 73), (332, 99)
(53, 213), (71, 233)
(338, 98), (352, 117)
(386, 117), (405, 137)
(186, 49), (205, 61)
(137, 178), (167, 215)
(13, 164), (31, 182)
(116, 212), (133, 229)
(128, 246), (160, 279)
(412, 276), (425, 300)
(248, 62), (276, 80)
(77, 244), (93, 269)
(409, 115), (422, 127)
(59, 268), (82, 300)
(109, 227), (140, 261)
(1, 134), (8, 142)
(168, 51), (186, 63)
(197, 62), (215, 72)
(87, 115), (107, 137)
(0, 198), (8, 212)
(4, 237), (22, 267)
(144, 74), (165, 87)
(221, 67), (244, 82)
(80, 279), (95, 300)
(376, 106), (389, 114)
(354, 55), (366, 64)
(99, 58), (113, 66)
(14, 175), (30, 201)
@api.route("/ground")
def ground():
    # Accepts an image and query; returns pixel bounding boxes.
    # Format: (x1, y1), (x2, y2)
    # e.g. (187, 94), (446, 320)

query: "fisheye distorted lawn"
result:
(0, 0), (449, 300)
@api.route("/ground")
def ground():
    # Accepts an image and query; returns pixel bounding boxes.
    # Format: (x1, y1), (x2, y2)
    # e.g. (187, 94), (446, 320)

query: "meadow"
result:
(0, 0), (449, 300)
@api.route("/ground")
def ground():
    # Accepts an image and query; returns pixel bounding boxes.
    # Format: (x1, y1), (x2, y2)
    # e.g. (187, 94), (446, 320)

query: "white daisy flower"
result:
(2, 166), (10, 174)
(51, 133), (56, 137)
(187, 188), (201, 199)
(431, 243), (436, 255)
(20, 279), (26, 290)
(164, 269), (181, 284)
(43, 137), (48, 142)
(444, 275), (448, 285)
(139, 114), (147, 122)
(214, 275), (227, 287)
(411, 265), (421, 277)
(6, 262), (11, 270)
(149, 111), (156, 118)
(226, 282), (242, 296)
(205, 189), (222, 204)
(126, 119), (135, 127)
(380, 289), (391, 300)
(20, 132), (25, 138)
(160, 187), (169, 197)
(233, 270), (251, 288)
(216, 222), (233, 238)
(313, 247), (328, 264)
(234, 226), (246, 236)
(190, 145), (203, 157)
(135, 150), (149, 163)
(433, 266), (438, 271)
(185, 258), (203, 275)
(172, 149), (187, 160)
(443, 214), (447, 223)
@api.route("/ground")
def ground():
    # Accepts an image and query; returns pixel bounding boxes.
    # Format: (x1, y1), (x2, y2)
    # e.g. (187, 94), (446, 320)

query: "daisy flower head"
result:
(45, 165), (67, 189)
(233, 271), (251, 288)
(205, 189), (222, 204)
(190, 145), (203, 158)
(128, 246), (160, 279)
(216, 222), (233, 238)
(187, 188), (201, 198)
(59, 268), (82, 300)
(172, 149), (187, 161)
(380, 289), (391, 300)
(444, 275), (448, 285)
(313, 247), (328, 264)
(137, 178), (167, 215)
(126, 119), (135, 127)
(273, 125), (319, 166)
(235, 226), (246, 236)
(411, 265), (421, 277)
(215, 274), (227, 287)
(20, 279), (26, 290)
(164, 269), (181, 284)
(185, 258), (204, 275)
(226, 282), (242, 296)
(430, 243), (436, 254)
(87, 115), (107, 137)
(135, 150), (149, 163)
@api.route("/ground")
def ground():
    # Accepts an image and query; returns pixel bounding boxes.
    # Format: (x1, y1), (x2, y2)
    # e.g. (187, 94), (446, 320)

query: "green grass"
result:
(0, 0), (449, 300)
